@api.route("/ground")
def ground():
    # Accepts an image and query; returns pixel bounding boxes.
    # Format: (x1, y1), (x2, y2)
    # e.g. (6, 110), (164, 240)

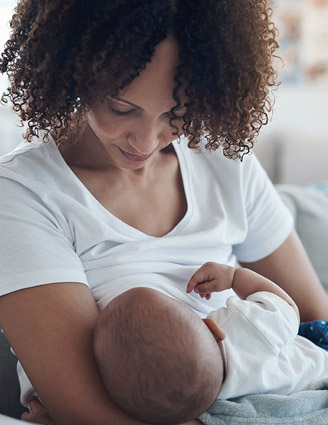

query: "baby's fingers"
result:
(194, 281), (216, 295)
(186, 275), (202, 293)
(199, 292), (212, 300)
(186, 267), (211, 293)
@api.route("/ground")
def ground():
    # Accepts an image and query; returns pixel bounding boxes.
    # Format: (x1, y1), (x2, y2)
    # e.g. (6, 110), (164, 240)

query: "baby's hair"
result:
(94, 288), (223, 424)
(0, 0), (278, 159)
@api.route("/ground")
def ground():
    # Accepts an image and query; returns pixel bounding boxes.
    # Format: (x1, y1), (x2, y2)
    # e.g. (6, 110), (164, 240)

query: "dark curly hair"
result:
(0, 0), (279, 159)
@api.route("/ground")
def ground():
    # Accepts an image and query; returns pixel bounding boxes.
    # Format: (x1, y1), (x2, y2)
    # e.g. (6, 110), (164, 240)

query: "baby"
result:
(93, 285), (222, 425)
(93, 263), (328, 425)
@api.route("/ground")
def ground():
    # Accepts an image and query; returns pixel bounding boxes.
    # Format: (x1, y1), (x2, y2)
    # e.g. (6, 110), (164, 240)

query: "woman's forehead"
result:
(118, 35), (186, 111)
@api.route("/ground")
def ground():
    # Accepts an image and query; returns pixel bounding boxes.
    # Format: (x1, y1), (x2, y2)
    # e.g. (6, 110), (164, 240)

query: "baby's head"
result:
(93, 287), (224, 424)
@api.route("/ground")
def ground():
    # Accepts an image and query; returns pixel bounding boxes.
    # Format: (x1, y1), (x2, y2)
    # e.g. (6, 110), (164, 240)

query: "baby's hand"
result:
(186, 262), (235, 300)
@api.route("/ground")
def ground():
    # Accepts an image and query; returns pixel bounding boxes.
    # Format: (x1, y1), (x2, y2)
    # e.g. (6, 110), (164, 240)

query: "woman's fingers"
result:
(28, 399), (45, 412)
(21, 399), (54, 425)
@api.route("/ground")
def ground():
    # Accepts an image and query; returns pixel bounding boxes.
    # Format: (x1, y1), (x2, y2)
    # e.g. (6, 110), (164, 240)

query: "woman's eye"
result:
(107, 103), (134, 117)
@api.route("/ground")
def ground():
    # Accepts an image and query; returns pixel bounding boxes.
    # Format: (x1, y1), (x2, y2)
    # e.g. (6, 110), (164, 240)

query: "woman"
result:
(0, 1), (327, 425)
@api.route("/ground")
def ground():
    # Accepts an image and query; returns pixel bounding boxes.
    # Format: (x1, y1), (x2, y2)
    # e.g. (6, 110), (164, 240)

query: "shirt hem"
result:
(235, 217), (294, 263)
(0, 269), (89, 297)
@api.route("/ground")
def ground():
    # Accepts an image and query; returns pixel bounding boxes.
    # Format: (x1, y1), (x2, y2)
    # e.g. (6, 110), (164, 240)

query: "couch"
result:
(0, 332), (26, 419)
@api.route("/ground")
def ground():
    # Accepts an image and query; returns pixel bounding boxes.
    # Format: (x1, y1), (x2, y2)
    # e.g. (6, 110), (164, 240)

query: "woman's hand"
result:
(21, 399), (54, 425)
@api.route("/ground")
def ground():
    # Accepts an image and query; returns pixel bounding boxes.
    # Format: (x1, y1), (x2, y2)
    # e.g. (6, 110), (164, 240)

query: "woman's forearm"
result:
(0, 283), (149, 425)
(22, 400), (204, 425)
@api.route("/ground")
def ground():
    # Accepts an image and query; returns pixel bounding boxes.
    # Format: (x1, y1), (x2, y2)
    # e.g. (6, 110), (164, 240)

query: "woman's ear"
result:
(202, 318), (225, 341)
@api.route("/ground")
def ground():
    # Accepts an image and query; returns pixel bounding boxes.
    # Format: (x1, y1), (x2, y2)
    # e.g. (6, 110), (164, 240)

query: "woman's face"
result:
(86, 35), (186, 171)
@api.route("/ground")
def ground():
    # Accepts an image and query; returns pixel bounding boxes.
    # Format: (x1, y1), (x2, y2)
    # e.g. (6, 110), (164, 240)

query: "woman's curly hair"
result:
(0, 0), (279, 159)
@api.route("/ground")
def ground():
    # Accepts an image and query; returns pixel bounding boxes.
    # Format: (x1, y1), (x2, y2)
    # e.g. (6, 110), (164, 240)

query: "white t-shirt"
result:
(209, 292), (328, 399)
(0, 136), (293, 404)
(0, 136), (293, 315)
(0, 414), (38, 425)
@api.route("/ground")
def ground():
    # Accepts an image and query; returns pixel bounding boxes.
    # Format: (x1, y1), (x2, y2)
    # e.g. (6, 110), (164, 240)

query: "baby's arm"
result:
(186, 263), (235, 300)
(187, 262), (300, 322)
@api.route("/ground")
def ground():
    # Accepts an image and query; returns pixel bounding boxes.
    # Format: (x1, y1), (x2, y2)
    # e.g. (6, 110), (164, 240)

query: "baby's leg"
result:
(298, 320), (328, 351)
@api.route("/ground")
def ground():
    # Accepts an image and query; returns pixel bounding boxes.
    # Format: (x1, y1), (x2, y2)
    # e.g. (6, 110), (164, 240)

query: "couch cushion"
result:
(0, 332), (26, 418)
(277, 184), (328, 292)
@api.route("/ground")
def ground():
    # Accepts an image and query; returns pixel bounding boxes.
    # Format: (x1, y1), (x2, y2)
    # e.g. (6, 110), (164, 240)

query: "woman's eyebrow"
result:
(113, 97), (142, 109)
(112, 96), (187, 112)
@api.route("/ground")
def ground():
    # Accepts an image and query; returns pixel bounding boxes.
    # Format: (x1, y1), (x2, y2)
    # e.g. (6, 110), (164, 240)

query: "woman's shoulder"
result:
(0, 136), (74, 194)
(174, 137), (265, 186)
(0, 137), (58, 176)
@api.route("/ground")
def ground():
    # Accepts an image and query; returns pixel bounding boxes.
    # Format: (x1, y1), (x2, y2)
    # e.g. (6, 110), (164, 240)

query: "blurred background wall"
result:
(0, 0), (327, 184)
(253, 0), (328, 185)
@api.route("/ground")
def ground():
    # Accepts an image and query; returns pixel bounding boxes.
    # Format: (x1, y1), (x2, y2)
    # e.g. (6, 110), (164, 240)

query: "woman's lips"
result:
(118, 147), (153, 162)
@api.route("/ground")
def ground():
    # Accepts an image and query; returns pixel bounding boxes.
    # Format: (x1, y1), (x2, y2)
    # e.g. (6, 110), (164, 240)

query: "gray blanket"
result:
(199, 379), (328, 425)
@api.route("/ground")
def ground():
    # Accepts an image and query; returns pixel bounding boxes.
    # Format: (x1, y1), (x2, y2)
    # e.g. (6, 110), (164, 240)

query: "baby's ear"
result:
(202, 318), (225, 341)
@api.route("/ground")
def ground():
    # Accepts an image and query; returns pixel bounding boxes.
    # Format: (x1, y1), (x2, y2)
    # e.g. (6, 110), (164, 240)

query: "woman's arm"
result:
(0, 283), (134, 425)
(0, 283), (202, 425)
(240, 229), (328, 322)
(21, 400), (203, 425)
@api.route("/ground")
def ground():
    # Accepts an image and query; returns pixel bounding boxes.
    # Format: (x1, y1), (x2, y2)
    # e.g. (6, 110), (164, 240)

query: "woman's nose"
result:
(128, 120), (166, 154)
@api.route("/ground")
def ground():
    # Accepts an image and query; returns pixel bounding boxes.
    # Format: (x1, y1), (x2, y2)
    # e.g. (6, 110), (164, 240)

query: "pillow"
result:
(277, 184), (328, 292)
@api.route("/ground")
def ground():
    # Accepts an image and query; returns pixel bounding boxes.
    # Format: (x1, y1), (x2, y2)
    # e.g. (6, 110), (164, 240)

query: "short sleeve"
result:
(232, 154), (293, 262)
(0, 177), (88, 296)
(232, 292), (299, 350)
